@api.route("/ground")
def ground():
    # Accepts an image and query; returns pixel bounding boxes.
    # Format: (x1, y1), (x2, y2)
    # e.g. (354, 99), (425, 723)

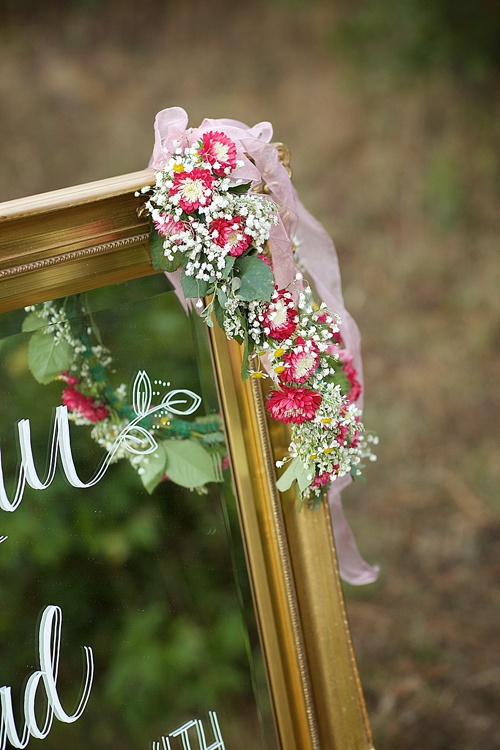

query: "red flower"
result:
(210, 216), (252, 257)
(338, 350), (362, 403)
(199, 131), (237, 176)
(280, 338), (319, 384)
(153, 213), (187, 240)
(263, 289), (298, 341)
(62, 387), (109, 423)
(311, 470), (336, 488)
(266, 385), (322, 425)
(169, 167), (215, 213)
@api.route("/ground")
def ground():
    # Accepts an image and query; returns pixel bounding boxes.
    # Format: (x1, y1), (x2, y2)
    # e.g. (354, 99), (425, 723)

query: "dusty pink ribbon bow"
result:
(149, 106), (379, 585)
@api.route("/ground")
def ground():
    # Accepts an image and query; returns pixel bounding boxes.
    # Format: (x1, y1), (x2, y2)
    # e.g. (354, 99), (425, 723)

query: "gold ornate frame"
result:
(0, 173), (374, 750)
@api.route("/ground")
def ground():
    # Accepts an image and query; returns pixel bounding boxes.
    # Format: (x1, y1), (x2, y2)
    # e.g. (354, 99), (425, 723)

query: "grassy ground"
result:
(1, 2), (499, 747)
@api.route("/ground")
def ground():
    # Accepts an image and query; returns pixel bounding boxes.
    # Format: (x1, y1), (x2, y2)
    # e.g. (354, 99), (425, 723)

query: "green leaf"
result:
(222, 255), (236, 280)
(213, 296), (226, 330)
(227, 181), (252, 196)
(180, 269), (210, 299)
(216, 287), (228, 309)
(276, 458), (313, 494)
(22, 311), (42, 333)
(140, 443), (168, 495)
(276, 458), (301, 492)
(163, 439), (217, 488)
(297, 462), (314, 493)
(148, 226), (183, 272)
(234, 255), (274, 302)
(27, 331), (74, 384)
(241, 332), (253, 381)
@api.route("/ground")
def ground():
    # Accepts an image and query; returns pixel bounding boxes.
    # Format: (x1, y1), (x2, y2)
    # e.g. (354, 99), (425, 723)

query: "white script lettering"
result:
(152, 712), (225, 750)
(0, 371), (201, 523)
(0, 605), (94, 749)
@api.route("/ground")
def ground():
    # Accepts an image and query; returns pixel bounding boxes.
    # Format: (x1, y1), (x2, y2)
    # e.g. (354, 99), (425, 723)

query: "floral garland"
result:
(23, 295), (227, 495)
(141, 128), (377, 507)
(21, 122), (377, 517)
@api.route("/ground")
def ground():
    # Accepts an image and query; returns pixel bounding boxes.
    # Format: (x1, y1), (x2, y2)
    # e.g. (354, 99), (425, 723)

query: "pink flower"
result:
(338, 350), (362, 403)
(280, 338), (320, 384)
(262, 289), (298, 341)
(210, 216), (252, 257)
(62, 387), (109, 423)
(169, 167), (215, 213)
(60, 371), (79, 386)
(153, 213), (188, 240)
(199, 131), (237, 176)
(311, 470), (337, 488)
(266, 385), (322, 425)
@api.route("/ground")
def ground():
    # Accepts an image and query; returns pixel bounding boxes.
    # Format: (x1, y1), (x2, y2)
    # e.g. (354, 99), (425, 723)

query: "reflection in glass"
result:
(0, 275), (276, 749)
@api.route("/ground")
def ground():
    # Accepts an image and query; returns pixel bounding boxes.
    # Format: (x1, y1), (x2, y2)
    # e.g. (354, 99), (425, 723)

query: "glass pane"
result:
(0, 275), (277, 750)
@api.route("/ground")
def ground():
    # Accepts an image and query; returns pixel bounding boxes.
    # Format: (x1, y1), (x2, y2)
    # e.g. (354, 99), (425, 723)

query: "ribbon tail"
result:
(328, 483), (379, 585)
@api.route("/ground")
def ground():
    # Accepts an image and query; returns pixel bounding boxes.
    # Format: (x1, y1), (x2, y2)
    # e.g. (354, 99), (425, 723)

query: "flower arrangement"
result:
(142, 114), (377, 508)
(20, 108), (379, 583)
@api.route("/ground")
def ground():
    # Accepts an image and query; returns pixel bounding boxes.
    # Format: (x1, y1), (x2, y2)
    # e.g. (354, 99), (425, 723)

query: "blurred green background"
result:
(0, 1), (499, 748)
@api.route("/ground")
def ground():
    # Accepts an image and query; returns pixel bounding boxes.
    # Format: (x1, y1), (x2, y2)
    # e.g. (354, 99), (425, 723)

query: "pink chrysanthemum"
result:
(210, 216), (252, 257)
(338, 350), (362, 403)
(266, 385), (322, 425)
(199, 131), (238, 176)
(280, 338), (320, 384)
(62, 387), (109, 423)
(153, 213), (188, 240)
(262, 289), (298, 341)
(169, 167), (215, 213)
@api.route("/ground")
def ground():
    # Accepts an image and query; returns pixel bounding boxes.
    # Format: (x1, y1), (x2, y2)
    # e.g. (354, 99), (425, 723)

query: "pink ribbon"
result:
(149, 107), (379, 585)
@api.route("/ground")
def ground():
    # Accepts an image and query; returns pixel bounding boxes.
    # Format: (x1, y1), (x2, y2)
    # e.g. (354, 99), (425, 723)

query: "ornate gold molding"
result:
(0, 233), (149, 280)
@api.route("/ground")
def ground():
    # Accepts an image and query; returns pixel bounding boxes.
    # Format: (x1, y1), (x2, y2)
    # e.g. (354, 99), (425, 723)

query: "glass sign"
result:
(0, 274), (276, 750)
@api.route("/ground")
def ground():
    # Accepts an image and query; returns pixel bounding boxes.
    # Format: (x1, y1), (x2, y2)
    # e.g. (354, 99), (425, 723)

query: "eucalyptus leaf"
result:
(180, 269), (210, 299)
(213, 296), (226, 330)
(148, 227), (182, 272)
(163, 439), (217, 488)
(234, 255), (274, 302)
(222, 255), (236, 279)
(240, 332), (252, 381)
(27, 331), (74, 384)
(227, 181), (252, 196)
(140, 443), (168, 495)
(216, 287), (228, 309)
(276, 458), (301, 492)
(297, 462), (314, 493)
